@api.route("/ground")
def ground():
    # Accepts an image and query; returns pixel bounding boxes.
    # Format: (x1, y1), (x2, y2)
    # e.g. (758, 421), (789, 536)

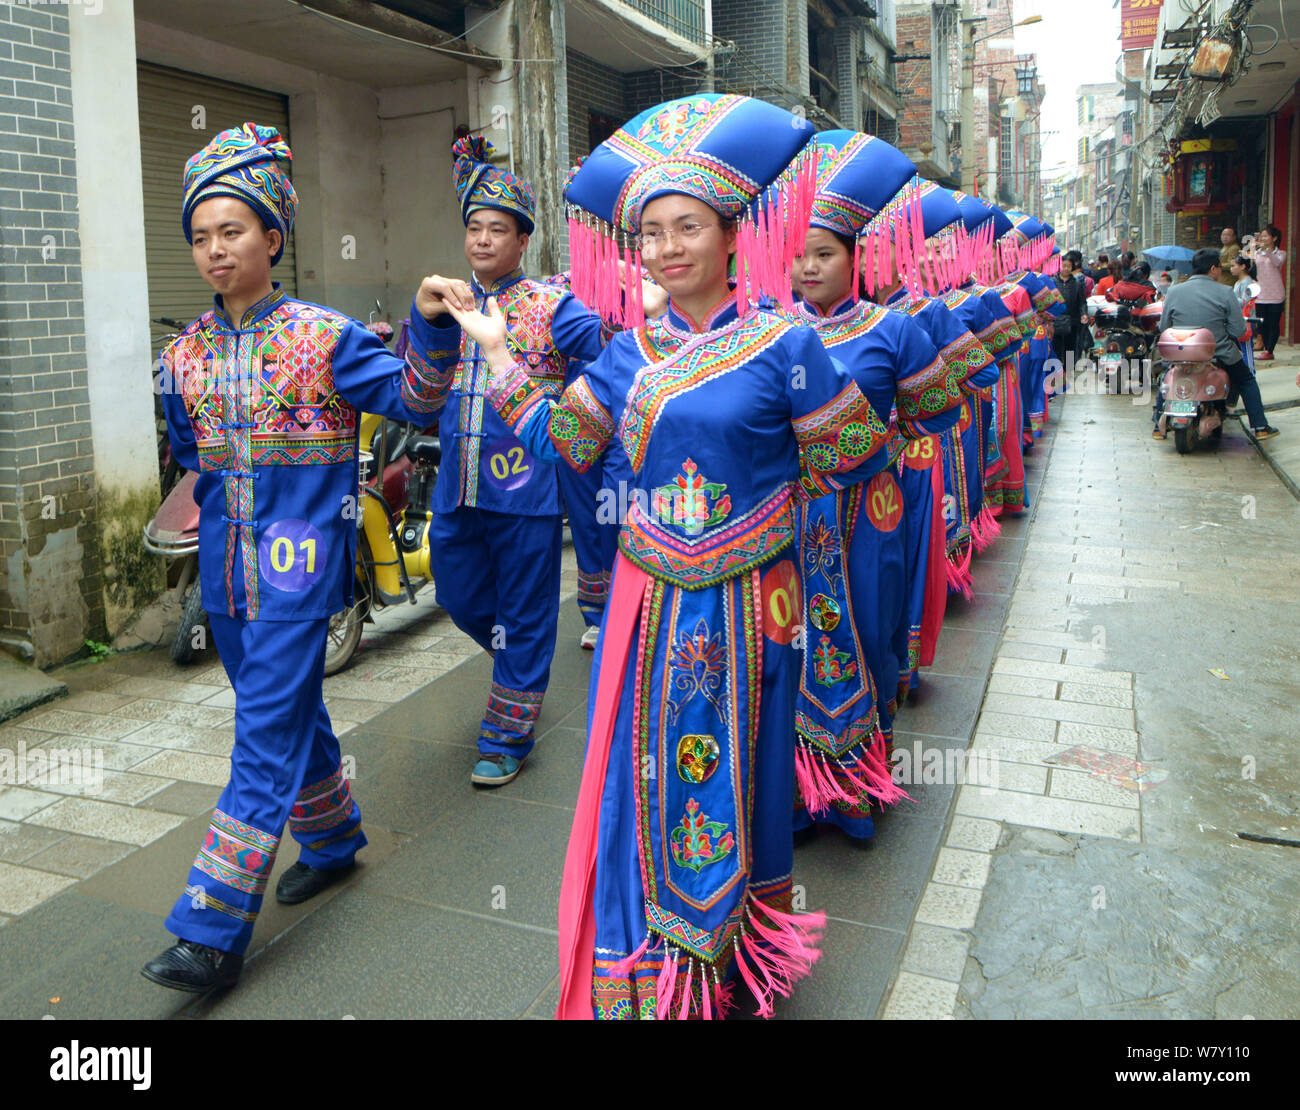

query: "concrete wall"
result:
(377, 81), (470, 312)
(134, 19), (471, 325)
(69, 1), (163, 640)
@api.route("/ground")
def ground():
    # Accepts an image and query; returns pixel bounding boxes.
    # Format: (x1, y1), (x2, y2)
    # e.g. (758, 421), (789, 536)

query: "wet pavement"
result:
(883, 350), (1300, 1020)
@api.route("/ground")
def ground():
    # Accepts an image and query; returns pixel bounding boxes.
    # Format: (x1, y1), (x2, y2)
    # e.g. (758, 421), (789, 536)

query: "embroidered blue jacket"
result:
(160, 285), (449, 621)
(419, 267), (608, 516)
(883, 290), (1000, 393)
(791, 294), (958, 437)
(483, 293), (883, 590)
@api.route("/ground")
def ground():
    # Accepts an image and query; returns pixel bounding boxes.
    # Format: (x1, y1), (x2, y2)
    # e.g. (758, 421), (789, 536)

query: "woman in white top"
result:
(1229, 255), (1257, 370)
(1249, 225), (1286, 360)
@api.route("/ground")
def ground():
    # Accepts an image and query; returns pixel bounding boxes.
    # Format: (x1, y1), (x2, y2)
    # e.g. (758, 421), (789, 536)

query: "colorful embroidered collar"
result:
(212, 283), (289, 331)
(472, 266), (527, 297)
(663, 290), (740, 337)
(796, 293), (858, 320)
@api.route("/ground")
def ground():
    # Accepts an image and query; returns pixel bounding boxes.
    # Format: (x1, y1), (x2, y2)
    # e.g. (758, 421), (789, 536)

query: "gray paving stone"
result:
(901, 922), (972, 984)
(0, 818), (65, 863)
(22, 834), (133, 878)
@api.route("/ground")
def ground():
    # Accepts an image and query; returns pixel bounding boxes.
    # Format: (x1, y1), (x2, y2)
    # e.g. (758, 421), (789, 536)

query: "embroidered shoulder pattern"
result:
(621, 315), (788, 473)
(808, 301), (888, 347)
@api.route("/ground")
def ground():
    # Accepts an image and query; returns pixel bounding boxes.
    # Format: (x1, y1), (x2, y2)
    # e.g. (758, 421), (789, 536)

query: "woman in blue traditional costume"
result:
(872, 182), (998, 603)
(140, 124), (454, 992)
(999, 211), (1065, 446)
(938, 190), (1025, 555)
(783, 133), (966, 840)
(954, 195), (1031, 520)
(441, 94), (885, 1019)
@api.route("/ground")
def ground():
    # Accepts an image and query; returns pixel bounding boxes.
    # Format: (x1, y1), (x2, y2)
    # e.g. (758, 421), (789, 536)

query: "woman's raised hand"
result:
(444, 296), (514, 374)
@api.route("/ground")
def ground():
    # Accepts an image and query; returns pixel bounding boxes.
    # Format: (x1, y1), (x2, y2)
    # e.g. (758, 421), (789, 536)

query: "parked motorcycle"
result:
(322, 315), (441, 674)
(1156, 327), (1231, 455)
(142, 469), (206, 664)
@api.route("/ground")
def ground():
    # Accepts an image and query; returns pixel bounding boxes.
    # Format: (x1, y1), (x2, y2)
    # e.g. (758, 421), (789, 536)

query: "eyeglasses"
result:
(637, 221), (720, 253)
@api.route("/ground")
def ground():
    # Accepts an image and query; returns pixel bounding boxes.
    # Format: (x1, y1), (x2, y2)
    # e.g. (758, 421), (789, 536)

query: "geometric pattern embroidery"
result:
(484, 682), (545, 738)
(793, 381), (889, 498)
(619, 482), (795, 590)
(644, 897), (745, 963)
(592, 957), (660, 1020)
(453, 271), (568, 508)
(935, 328), (995, 388)
(185, 883), (258, 923)
(288, 767), (355, 836)
(194, 808), (279, 897)
(620, 314), (788, 473)
(576, 568), (610, 610)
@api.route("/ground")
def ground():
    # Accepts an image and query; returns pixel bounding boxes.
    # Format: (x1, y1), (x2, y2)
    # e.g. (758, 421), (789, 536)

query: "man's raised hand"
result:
(416, 275), (475, 320)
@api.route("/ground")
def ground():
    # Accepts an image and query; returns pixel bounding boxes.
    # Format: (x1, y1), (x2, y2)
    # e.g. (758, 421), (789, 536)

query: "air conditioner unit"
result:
(1189, 33), (1237, 81)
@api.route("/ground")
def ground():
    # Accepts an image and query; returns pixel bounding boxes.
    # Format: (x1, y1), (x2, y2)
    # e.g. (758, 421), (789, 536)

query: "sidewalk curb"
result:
(1238, 415), (1300, 502)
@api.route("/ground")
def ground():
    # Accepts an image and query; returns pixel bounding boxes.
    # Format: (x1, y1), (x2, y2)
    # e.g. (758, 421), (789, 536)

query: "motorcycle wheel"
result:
(324, 544), (372, 676)
(1173, 426), (1193, 455)
(170, 581), (208, 665)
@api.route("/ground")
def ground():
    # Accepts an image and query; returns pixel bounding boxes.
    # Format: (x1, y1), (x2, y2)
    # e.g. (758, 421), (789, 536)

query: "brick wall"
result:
(713, 0), (806, 109)
(565, 49), (627, 161)
(623, 64), (707, 120)
(895, 9), (933, 152)
(0, 2), (102, 663)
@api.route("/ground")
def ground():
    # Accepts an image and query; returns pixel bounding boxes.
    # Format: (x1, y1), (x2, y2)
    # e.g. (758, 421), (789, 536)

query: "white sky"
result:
(1010, 0), (1124, 175)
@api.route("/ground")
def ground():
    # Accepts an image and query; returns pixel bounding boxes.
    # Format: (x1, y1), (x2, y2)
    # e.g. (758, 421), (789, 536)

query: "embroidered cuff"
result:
(485, 361), (547, 433)
(896, 354), (966, 423)
(546, 375), (614, 472)
(401, 344), (456, 415)
(794, 383), (890, 498)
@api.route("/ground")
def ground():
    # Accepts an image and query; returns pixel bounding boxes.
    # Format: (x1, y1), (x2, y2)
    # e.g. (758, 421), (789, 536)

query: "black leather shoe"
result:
(141, 941), (242, 993)
(275, 860), (356, 905)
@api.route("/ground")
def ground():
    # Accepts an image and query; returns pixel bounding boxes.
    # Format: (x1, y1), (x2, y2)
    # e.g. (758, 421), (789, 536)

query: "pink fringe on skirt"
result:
(970, 506), (1002, 553)
(946, 544), (974, 600)
(795, 731), (909, 816)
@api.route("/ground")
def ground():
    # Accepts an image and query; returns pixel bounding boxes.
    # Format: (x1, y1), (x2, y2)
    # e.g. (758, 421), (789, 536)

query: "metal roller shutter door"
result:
(137, 61), (297, 329)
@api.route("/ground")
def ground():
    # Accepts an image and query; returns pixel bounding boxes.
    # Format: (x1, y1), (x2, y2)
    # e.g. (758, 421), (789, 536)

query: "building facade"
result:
(1130, 0), (1299, 340)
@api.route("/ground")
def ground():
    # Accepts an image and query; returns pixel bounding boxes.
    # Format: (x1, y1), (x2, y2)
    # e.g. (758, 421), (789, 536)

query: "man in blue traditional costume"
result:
(415, 137), (620, 786)
(141, 123), (455, 992)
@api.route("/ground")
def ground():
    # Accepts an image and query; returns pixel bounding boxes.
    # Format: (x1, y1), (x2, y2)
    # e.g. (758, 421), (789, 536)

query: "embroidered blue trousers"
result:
(429, 506), (561, 758)
(165, 611), (364, 955)
(556, 439), (632, 628)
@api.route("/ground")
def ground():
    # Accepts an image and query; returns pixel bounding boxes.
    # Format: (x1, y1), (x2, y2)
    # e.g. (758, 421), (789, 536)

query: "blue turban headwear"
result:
(453, 134), (535, 235)
(182, 122), (297, 266)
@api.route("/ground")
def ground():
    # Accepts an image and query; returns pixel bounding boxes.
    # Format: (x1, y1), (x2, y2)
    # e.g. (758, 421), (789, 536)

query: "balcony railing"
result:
(623, 0), (707, 45)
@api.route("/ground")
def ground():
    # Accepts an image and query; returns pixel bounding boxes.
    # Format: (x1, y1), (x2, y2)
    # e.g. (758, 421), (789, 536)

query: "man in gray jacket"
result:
(1155, 248), (1278, 440)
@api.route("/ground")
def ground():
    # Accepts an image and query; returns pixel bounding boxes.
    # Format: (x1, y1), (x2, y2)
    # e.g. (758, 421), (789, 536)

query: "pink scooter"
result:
(142, 469), (205, 663)
(1156, 327), (1231, 455)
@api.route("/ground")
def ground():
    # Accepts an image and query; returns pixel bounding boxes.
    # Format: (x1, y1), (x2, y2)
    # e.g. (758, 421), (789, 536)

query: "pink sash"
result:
(556, 553), (650, 1019)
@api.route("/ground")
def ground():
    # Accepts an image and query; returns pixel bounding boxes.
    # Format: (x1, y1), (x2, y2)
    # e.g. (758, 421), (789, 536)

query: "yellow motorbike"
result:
(323, 410), (440, 674)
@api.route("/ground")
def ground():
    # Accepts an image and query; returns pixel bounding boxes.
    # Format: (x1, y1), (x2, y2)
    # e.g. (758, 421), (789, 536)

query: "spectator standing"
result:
(1095, 259), (1121, 298)
(1054, 252), (1087, 368)
(1219, 227), (1242, 287)
(1230, 254), (1257, 370)
(1249, 225), (1286, 360)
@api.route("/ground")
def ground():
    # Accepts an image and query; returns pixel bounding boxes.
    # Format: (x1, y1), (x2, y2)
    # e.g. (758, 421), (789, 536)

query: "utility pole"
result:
(959, 5), (984, 195)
